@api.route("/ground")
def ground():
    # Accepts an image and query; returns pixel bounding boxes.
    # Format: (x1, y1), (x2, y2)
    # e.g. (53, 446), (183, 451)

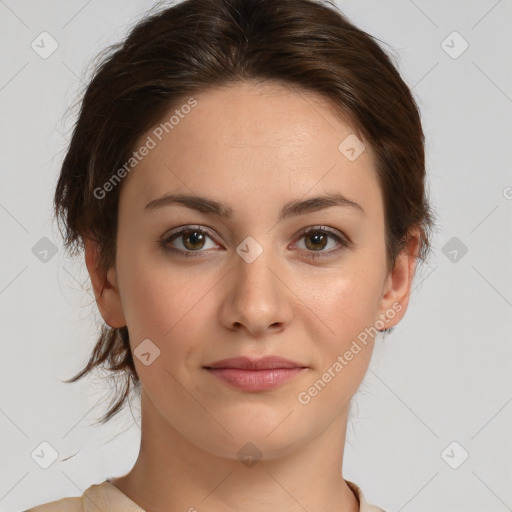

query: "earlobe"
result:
(84, 238), (126, 329)
(377, 231), (420, 329)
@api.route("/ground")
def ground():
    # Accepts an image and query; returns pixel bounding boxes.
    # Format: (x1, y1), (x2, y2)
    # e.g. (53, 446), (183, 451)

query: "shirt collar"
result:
(84, 479), (387, 512)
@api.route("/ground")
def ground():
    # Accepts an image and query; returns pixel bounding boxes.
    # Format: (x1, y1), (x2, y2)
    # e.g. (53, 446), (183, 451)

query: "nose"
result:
(218, 243), (293, 337)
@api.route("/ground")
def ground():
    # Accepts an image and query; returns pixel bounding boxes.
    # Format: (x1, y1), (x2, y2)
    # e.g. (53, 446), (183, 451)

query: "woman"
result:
(26, 0), (434, 510)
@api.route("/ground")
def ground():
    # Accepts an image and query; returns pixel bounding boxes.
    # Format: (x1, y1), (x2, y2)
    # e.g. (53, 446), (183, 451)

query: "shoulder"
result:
(23, 481), (103, 512)
(23, 481), (144, 512)
(24, 495), (83, 512)
(346, 479), (391, 512)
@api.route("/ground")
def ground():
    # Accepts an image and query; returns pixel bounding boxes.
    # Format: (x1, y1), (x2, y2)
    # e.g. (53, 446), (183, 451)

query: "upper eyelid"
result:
(164, 224), (218, 241)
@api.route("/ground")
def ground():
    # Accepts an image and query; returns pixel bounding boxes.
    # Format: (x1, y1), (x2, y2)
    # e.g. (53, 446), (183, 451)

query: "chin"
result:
(195, 415), (311, 462)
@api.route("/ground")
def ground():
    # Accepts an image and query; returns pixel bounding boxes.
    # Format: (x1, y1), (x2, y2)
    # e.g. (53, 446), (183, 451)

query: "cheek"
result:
(296, 269), (383, 407)
(299, 259), (384, 342)
(121, 273), (182, 334)
(116, 248), (216, 361)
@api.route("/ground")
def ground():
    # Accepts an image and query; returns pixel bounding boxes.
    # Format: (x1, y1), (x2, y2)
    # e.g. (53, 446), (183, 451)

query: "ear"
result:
(84, 238), (126, 328)
(376, 228), (421, 329)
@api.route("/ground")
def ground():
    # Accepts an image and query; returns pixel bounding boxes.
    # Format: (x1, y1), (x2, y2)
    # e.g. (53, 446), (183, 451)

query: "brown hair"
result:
(54, 0), (435, 425)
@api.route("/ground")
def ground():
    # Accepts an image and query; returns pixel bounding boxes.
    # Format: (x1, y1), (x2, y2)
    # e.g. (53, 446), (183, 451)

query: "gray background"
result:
(1, 1), (511, 511)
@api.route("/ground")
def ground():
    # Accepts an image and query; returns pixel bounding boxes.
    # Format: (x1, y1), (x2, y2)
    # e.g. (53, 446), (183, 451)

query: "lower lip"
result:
(205, 367), (305, 391)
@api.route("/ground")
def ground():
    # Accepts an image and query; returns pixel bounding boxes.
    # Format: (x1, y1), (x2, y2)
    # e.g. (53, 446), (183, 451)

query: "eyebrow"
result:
(144, 192), (365, 220)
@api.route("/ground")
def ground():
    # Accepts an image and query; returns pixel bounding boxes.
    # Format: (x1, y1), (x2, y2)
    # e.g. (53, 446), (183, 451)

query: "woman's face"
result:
(90, 81), (415, 460)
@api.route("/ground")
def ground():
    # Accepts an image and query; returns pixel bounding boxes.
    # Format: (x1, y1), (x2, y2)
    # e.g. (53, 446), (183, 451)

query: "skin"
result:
(85, 80), (419, 512)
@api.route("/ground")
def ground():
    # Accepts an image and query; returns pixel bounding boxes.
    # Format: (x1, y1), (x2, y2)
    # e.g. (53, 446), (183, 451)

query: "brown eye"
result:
(180, 229), (207, 250)
(304, 231), (329, 251)
(295, 227), (351, 258)
(160, 225), (218, 255)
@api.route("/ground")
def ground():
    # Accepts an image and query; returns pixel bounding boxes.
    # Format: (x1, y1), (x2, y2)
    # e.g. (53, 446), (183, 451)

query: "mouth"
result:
(203, 356), (307, 392)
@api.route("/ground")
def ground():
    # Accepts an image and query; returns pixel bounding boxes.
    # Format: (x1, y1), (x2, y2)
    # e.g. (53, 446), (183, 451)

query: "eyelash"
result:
(158, 224), (352, 260)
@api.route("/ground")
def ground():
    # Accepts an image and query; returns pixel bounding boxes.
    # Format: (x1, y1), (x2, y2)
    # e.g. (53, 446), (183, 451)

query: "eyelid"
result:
(160, 224), (222, 255)
(163, 224), (218, 241)
(293, 225), (352, 246)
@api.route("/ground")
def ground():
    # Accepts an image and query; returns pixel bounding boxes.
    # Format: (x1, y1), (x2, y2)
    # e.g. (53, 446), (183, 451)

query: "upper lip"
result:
(204, 356), (306, 370)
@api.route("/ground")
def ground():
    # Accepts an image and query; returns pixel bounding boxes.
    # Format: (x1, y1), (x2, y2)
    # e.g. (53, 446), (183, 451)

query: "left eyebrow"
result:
(143, 192), (365, 219)
(279, 192), (365, 219)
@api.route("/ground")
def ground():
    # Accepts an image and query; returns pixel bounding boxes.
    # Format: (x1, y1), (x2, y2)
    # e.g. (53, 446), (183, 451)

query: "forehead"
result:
(120, 81), (381, 219)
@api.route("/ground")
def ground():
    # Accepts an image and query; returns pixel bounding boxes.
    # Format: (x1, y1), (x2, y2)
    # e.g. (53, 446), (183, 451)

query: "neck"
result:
(110, 390), (360, 512)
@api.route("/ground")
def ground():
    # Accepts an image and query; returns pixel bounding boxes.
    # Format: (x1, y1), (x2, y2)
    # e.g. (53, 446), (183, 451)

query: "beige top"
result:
(25, 479), (389, 511)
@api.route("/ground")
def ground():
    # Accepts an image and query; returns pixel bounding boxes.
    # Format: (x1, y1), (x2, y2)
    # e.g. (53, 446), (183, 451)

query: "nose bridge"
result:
(221, 234), (291, 334)
(234, 235), (280, 301)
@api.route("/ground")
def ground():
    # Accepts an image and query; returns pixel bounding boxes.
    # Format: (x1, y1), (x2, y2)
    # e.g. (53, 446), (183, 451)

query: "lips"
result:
(203, 355), (306, 370)
(203, 356), (307, 392)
